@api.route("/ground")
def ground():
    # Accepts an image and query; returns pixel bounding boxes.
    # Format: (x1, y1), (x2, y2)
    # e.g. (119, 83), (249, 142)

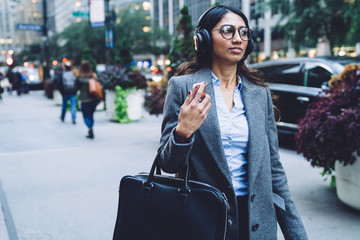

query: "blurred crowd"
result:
(0, 68), (30, 98)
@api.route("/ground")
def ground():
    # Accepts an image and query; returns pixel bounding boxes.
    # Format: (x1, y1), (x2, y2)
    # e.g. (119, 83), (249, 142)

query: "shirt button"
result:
(252, 224), (259, 232)
(227, 219), (233, 227)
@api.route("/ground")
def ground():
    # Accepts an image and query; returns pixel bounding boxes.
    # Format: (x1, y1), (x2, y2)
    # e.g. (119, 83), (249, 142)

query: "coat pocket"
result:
(273, 192), (286, 211)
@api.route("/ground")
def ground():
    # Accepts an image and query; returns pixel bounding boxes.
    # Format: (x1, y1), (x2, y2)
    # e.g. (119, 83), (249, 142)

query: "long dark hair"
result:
(78, 61), (93, 78)
(176, 5), (265, 87)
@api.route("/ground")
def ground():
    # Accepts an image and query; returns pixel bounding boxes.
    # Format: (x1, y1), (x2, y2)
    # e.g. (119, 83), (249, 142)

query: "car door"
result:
(258, 62), (320, 134)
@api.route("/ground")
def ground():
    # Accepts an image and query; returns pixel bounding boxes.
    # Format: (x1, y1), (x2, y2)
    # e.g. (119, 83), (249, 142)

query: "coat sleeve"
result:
(266, 88), (308, 240)
(157, 76), (195, 174)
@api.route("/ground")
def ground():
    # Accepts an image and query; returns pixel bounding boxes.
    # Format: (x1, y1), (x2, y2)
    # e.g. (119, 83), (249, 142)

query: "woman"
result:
(157, 5), (307, 240)
(76, 61), (99, 139)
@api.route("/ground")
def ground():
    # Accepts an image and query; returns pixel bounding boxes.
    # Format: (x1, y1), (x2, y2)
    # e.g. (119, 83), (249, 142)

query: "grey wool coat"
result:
(158, 67), (308, 240)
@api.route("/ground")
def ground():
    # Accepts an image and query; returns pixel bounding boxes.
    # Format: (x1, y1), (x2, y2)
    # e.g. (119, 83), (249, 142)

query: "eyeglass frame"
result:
(212, 24), (253, 41)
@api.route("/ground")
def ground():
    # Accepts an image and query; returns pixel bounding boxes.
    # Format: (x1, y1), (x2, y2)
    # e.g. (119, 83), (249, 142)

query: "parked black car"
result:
(250, 57), (360, 136)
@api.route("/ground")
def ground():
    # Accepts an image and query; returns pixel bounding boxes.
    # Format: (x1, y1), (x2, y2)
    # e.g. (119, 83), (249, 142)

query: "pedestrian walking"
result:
(5, 68), (15, 94)
(58, 62), (77, 124)
(157, 5), (308, 240)
(0, 71), (4, 101)
(14, 71), (23, 96)
(76, 61), (99, 139)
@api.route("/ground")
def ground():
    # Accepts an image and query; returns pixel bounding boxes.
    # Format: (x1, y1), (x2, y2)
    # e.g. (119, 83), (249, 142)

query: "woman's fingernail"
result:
(203, 81), (206, 84)
(195, 85), (199, 89)
(188, 90), (191, 95)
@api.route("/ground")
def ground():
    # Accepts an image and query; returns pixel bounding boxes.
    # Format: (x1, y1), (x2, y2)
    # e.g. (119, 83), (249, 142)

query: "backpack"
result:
(62, 71), (76, 92)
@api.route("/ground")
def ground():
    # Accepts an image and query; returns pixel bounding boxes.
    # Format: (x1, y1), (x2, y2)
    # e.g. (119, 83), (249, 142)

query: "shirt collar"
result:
(211, 71), (243, 90)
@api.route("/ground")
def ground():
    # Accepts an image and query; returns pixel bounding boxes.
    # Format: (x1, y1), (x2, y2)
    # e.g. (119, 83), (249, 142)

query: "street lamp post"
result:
(105, 0), (115, 64)
(42, 0), (50, 81)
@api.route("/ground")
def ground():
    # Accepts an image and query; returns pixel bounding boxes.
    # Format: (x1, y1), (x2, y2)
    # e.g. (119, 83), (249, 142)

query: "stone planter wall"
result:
(335, 152), (360, 210)
(53, 90), (62, 106)
(126, 88), (145, 121)
(105, 89), (116, 121)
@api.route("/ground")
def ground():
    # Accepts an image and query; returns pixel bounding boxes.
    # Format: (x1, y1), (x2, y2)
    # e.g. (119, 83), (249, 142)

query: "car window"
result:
(304, 62), (333, 88)
(258, 64), (303, 86)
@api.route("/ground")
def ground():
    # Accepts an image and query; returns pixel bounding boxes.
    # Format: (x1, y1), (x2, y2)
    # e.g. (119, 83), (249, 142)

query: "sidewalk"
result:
(0, 91), (359, 240)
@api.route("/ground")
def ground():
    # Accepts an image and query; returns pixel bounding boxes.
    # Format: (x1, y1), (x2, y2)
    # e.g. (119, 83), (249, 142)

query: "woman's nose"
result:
(232, 31), (243, 42)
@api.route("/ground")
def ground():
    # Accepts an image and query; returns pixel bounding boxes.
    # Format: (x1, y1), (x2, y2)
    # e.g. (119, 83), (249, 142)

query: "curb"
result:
(0, 179), (18, 240)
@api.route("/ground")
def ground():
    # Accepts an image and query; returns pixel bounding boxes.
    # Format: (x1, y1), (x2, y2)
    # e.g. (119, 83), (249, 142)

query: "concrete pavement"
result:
(0, 90), (359, 240)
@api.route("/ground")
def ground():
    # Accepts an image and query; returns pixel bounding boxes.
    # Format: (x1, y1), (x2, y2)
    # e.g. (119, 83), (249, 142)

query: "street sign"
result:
(16, 24), (43, 32)
(72, 11), (89, 18)
(105, 29), (114, 48)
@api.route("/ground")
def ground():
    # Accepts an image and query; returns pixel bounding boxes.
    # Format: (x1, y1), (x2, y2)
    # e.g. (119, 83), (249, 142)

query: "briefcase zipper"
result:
(221, 192), (228, 240)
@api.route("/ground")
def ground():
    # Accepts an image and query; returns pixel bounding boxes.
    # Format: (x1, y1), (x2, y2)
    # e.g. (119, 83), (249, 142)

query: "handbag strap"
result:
(144, 152), (190, 192)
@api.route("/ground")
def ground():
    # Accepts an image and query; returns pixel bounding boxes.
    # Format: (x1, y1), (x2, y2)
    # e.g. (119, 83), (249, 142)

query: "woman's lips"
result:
(229, 47), (243, 54)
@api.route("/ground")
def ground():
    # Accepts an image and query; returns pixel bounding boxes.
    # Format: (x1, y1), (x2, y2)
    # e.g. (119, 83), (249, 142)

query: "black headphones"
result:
(194, 6), (254, 60)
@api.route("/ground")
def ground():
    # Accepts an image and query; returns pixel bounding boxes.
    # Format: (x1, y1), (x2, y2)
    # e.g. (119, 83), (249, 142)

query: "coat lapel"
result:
(240, 75), (263, 186)
(195, 68), (233, 185)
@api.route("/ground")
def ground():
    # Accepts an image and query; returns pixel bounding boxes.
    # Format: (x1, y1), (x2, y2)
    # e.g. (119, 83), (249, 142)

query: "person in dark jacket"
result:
(76, 61), (99, 139)
(58, 62), (77, 124)
(0, 71), (4, 100)
(157, 5), (308, 240)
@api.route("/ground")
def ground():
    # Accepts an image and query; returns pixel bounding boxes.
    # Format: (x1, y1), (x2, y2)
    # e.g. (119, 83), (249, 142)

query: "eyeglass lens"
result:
(220, 25), (251, 41)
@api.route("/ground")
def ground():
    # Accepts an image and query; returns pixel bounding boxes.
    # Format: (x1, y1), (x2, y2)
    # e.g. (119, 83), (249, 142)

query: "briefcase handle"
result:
(144, 153), (191, 193)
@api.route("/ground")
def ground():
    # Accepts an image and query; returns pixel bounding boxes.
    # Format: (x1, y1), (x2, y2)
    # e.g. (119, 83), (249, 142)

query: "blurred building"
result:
(0, 0), (19, 62)
(0, 0), (56, 63)
(16, 0), (45, 50)
(52, 0), (88, 34)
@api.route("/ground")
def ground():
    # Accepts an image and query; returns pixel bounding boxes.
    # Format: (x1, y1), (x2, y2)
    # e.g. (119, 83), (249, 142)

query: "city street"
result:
(0, 91), (360, 240)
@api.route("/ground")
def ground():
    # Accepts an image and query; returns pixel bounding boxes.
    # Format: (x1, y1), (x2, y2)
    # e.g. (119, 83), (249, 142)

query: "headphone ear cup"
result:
(195, 29), (212, 53)
(243, 38), (254, 60)
(245, 38), (254, 56)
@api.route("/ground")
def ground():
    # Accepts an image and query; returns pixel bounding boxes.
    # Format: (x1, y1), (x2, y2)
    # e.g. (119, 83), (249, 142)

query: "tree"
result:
(346, 0), (360, 45)
(168, 5), (195, 77)
(47, 21), (106, 66)
(81, 46), (97, 71)
(150, 25), (171, 56)
(114, 38), (133, 67)
(115, 4), (152, 56)
(17, 43), (42, 63)
(268, 0), (357, 55)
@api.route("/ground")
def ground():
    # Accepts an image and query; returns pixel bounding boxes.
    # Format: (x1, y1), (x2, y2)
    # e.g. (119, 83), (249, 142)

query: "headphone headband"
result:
(195, 6), (217, 33)
(193, 5), (254, 60)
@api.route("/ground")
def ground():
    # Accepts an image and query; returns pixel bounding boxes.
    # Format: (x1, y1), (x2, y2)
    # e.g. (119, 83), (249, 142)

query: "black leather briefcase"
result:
(112, 154), (229, 240)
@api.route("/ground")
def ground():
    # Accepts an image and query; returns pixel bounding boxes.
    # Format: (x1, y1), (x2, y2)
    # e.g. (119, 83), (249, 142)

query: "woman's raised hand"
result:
(175, 82), (211, 142)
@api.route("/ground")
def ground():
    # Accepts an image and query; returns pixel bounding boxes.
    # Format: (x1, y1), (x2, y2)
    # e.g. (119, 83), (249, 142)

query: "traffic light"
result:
(6, 54), (14, 66)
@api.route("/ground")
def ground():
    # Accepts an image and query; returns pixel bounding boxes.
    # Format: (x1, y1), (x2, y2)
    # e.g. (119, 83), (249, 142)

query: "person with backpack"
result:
(58, 62), (77, 124)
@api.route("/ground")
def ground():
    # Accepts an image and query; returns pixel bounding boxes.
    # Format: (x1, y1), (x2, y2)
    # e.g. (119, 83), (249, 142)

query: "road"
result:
(0, 91), (359, 240)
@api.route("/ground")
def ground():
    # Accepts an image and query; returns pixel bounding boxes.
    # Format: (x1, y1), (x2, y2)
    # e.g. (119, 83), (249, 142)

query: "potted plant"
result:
(295, 63), (360, 210)
(98, 65), (147, 122)
(144, 76), (168, 116)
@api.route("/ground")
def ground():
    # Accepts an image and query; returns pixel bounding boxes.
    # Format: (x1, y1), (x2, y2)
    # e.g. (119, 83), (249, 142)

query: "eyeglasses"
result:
(212, 25), (253, 41)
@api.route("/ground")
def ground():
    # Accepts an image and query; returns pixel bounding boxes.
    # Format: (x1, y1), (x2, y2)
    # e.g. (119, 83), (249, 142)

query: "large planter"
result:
(105, 89), (116, 121)
(126, 88), (145, 121)
(335, 152), (360, 210)
(104, 88), (145, 122)
(53, 90), (62, 106)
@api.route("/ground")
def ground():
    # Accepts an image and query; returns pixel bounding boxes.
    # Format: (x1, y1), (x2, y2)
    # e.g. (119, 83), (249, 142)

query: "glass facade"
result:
(153, 0), (246, 35)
